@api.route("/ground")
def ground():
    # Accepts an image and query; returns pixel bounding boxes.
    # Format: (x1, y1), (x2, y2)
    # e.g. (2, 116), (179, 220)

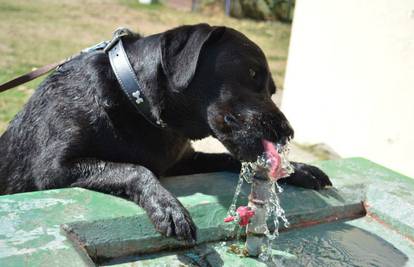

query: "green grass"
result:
(0, 0), (291, 133)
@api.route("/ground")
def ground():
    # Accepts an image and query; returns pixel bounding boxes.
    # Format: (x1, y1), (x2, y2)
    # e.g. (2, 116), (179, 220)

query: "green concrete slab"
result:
(270, 217), (414, 267)
(0, 188), (141, 267)
(102, 243), (271, 267)
(103, 216), (414, 267)
(1, 157), (413, 267)
(235, 214), (414, 266)
(62, 173), (365, 263)
(314, 158), (414, 240)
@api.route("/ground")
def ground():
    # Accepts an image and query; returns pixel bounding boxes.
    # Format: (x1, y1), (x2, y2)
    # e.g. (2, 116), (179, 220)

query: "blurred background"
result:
(0, 0), (412, 177)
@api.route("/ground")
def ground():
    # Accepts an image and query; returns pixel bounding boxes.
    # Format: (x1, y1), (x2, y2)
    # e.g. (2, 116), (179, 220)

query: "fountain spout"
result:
(224, 140), (294, 258)
(245, 174), (271, 256)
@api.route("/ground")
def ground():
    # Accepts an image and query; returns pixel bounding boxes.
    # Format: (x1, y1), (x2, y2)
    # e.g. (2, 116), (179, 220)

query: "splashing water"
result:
(228, 171), (245, 218)
(227, 142), (294, 261)
(259, 181), (291, 261)
(227, 154), (272, 217)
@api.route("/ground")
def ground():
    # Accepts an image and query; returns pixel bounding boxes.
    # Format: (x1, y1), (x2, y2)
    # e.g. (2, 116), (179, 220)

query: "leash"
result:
(0, 40), (109, 93)
(0, 60), (66, 93)
(0, 28), (166, 129)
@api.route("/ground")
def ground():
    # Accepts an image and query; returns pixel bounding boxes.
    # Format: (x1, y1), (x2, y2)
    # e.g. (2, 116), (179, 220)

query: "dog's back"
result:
(0, 54), (96, 194)
(0, 45), (184, 195)
(0, 106), (37, 194)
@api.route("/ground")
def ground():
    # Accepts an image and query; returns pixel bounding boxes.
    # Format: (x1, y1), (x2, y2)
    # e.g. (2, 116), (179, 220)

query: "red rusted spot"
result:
(285, 202), (366, 232)
(224, 206), (255, 226)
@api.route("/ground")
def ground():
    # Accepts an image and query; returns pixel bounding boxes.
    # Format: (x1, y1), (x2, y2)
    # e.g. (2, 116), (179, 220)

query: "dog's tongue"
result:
(262, 139), (282, 181)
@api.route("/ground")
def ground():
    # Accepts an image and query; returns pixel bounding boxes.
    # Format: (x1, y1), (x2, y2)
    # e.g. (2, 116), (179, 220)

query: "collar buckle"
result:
(104, 27), (133, 53)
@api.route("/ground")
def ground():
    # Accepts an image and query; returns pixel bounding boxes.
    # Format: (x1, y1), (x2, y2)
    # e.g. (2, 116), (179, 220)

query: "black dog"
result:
(0, 24), (331, 242)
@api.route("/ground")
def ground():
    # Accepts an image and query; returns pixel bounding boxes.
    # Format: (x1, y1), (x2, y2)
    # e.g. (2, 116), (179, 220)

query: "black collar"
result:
(104, 28), (166, 129)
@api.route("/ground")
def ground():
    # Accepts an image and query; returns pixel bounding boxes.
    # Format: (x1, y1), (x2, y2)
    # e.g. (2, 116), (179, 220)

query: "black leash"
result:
(0, 28), (166, 129)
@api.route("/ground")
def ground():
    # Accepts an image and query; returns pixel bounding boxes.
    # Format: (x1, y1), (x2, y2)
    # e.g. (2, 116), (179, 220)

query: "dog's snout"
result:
(279, 120), (294, 145)
(281, 121), (294, 137)
(224, 114), (240, 128)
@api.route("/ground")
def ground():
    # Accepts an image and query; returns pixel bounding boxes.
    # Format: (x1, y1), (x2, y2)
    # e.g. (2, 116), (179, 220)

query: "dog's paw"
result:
(149, 197), (197, 243)
(280, 162), (332, 190)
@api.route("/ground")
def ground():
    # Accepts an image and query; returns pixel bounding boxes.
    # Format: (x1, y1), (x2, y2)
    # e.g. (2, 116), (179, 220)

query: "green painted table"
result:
(1, 158), (413, 266)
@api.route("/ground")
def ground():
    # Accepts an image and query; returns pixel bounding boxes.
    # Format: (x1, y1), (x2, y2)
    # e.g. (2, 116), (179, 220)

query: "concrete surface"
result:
(62, 175), (364, 263)
(1, 158), (414, 266)
(0, 188), (141, 267)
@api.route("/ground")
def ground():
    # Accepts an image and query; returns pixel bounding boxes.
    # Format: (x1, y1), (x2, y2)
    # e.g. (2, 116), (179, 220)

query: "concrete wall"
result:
(282, 0), (414, 177)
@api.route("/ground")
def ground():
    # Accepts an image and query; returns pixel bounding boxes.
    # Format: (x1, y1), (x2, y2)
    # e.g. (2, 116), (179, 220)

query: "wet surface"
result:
(102, 218), (412, 267)
(274, 221), (409, 267)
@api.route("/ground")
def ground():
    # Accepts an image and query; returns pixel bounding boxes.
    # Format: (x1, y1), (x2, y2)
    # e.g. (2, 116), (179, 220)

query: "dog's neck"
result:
(121, 35), (212, 140)
(118, 36), (164, 126)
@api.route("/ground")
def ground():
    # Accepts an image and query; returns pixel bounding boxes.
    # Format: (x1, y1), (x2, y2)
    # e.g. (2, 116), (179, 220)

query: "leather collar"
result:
(105, 28), (166, 129)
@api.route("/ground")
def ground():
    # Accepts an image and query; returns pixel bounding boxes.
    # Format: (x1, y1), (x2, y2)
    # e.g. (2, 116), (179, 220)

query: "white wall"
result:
(282, 0), (414, 177)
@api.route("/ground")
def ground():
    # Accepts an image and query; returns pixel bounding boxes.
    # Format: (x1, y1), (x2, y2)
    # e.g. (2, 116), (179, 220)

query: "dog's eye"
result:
(249, 69), (256, 79)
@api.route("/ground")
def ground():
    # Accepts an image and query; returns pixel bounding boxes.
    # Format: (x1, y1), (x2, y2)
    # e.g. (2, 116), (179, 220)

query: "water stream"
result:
(226, 143), (294, 262)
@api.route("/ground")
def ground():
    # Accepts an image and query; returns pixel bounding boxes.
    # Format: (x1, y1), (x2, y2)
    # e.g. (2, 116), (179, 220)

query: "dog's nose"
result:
(224, 114), (240, 128)
(279, 120), (294, 145)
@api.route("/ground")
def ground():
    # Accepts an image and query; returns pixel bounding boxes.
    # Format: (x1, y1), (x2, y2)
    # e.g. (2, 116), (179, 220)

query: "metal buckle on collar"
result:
(104, 27), (134, 53)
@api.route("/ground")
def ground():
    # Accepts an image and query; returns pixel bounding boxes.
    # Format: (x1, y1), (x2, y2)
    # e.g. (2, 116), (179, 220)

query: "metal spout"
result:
(245, 174), (271, 256)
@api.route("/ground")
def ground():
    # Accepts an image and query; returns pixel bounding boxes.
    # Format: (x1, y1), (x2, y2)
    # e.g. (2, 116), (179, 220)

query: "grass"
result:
(0, 0), (291, 133)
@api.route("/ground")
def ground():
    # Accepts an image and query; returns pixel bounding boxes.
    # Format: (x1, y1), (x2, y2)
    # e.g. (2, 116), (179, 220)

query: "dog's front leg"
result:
(279, 162), (333, 190)
(70, 160), (196, 242)
(165, 152), (241, 176)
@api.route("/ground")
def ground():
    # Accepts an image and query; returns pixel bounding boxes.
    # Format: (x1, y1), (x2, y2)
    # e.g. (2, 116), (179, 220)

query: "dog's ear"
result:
(160, 24), (225, 92)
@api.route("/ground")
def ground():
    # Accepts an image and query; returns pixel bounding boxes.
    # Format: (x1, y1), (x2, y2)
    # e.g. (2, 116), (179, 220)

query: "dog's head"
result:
(142, 24), (294, 162)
